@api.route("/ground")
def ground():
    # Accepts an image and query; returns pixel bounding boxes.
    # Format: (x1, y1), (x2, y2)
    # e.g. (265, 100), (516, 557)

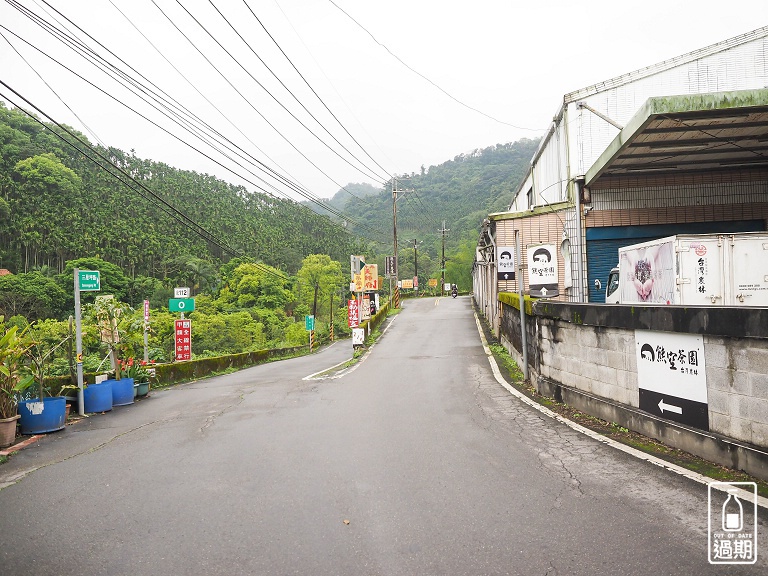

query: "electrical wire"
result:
(0, 9), (391, 242)
(270, 0), (398, 171)
(327, 0), (544, 132)
(241, 0), (392, 181)
(0, 23), (106, 148)
(11, 0), (389, 237)
(0, 80), (292, 280)
(206, 0), (390, 185)
(165, 0), (386, 186)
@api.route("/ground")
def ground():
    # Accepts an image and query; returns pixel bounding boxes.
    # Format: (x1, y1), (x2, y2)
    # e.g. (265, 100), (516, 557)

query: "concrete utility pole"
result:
(413, 239), (419, 295)
(439, 221), (449, 295)
(392, 176), (410, 307)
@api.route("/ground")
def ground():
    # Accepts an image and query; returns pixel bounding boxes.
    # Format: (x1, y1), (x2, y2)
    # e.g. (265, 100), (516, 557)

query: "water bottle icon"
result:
(722, 489), (743, 532)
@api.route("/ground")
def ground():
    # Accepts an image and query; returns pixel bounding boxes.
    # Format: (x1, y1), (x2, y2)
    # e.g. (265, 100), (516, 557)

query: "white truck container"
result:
(604, 233), (768, 306)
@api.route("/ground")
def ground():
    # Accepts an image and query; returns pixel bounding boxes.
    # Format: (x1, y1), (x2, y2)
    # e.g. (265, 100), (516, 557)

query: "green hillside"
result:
(318, 139), (540, 289)
(0, 101), (362, 279)
(1, 97), (538, 299)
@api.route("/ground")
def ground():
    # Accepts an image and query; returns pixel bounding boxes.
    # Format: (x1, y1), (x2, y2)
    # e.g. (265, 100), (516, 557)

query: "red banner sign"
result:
(175, 319), (192, 361)
(347, 299), (359, 328)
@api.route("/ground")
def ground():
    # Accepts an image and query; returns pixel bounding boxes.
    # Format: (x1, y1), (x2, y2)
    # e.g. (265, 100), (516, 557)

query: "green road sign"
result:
(169, 298), (195, 312)
(78, 270), (101, 291)
(305, 315), (315, 331)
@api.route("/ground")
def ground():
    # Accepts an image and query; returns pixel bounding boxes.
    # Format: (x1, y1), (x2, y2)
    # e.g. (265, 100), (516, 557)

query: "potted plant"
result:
(0, 320), (34, 447)
(120, 358), (154, 398)
(15, 326), (69, 435)
(94, 295), (134, 407)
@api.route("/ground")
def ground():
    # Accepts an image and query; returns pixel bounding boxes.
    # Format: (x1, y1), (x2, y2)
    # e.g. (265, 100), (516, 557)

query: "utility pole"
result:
(439, 221), (449, 295)
(392, 178), (398, 307)
(413, 239), (419, 296)
(392, 176), (409, 308)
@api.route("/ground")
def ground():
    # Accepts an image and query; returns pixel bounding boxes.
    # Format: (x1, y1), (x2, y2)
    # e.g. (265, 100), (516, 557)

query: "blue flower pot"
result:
(83, 381), (113, 413)
(110, 377), (135, 406)
(18, 396), (67, 434)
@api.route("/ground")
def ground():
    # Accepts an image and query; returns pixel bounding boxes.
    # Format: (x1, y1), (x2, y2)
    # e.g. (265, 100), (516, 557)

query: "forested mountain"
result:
(0, 102), (362, 278)
(301, 182), (380, 218)
(310, 139), (540, 288)
(1, 96), (538, 301)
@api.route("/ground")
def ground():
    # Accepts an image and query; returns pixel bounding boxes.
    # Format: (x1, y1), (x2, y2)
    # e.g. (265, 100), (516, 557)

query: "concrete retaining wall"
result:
(494, 296), (768, 480)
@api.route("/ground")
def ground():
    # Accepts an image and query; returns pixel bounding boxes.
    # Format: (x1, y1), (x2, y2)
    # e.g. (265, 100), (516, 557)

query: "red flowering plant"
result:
(118, 358), (155, 383)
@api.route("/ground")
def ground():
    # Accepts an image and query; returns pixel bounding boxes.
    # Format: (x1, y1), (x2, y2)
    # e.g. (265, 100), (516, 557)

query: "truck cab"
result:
(605, 267), (620, 303)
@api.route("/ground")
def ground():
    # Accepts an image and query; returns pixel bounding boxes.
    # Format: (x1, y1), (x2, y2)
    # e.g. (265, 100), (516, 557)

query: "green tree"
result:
(0, 271), (69, 321)
(12, 153), (82, 272)
(296, 254), (344, 320)
(223, 263), (293, 311)
(445, 239), (475, 291)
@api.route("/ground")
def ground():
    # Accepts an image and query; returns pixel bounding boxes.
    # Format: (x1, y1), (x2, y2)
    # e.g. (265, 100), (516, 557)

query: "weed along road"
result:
(1, 297), (767, 575)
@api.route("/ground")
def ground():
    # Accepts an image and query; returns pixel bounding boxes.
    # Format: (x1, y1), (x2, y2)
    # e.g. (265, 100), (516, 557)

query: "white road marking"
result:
(302, 315), (399, 380)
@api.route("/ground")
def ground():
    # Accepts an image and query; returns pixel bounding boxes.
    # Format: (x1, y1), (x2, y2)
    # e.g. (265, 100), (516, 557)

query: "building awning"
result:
(585, 89), (768, 188)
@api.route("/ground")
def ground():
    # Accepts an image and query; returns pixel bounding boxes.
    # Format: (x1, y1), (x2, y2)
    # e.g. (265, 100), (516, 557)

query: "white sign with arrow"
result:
(635, 330), (709, 430)
(496, 246), (515, 281)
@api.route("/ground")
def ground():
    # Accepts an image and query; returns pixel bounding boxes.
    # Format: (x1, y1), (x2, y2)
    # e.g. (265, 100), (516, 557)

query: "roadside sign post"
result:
(74, 269), (100, 416)
(169, 298), (195, 315)
(170, 291), (195, 361)
(305, 315), (315, 351)
(143, 300), (150, 363)
(174, 319), (192, 361)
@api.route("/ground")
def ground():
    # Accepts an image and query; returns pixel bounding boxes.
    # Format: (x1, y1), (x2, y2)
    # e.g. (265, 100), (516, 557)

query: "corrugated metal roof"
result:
(564, 26), (768, 103)
(585, 89), (768, 186)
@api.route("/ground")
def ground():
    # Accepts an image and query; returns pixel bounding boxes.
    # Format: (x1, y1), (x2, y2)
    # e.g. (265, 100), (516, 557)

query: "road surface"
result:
(0, 296), (765, 575)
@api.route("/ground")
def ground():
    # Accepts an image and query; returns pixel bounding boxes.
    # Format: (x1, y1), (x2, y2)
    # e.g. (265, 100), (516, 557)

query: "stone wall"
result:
(495, 297), (768, 477)
(705, 336), (768, 448)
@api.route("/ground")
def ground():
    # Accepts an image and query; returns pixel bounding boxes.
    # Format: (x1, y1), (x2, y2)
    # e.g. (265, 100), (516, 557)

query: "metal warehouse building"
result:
(474, 25), (768, 329)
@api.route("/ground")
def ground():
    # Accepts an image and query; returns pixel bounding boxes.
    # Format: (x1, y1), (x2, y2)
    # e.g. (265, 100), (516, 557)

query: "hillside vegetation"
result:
(310, 139), (540, 289)
(0, 99), (538, 373)
(0, 101), (361, 278)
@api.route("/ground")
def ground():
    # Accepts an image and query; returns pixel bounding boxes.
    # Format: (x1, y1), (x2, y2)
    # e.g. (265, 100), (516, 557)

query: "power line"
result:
(0, 8), (391, 243)
(166, 0), (387, 186)
(271, 0), (398, 170)
(206, 0), (390, 184)
(0, 23), (106, 148)
(327, 0), (544, 132)
(0, 80), (294, 280)
(240, 0), (392, 181)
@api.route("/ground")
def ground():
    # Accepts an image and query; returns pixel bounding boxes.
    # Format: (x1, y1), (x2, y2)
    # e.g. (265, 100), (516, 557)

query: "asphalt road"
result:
(0, 296), (765, 575)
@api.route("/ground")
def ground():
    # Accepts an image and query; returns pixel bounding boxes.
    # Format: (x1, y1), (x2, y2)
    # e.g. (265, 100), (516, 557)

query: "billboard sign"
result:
(175, 319), (192, 361)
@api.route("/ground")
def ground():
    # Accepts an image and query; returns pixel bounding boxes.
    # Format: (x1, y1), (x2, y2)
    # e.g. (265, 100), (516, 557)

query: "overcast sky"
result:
(1, 1), (766, 203)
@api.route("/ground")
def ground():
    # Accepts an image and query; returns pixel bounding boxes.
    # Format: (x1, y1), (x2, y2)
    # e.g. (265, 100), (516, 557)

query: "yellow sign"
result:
(363, 264), (379, 291)
(401, 279), (414, 289)
(428, 278), (438, 287)
(354, 265), (380, 292)
(76, 353), (83, 363)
